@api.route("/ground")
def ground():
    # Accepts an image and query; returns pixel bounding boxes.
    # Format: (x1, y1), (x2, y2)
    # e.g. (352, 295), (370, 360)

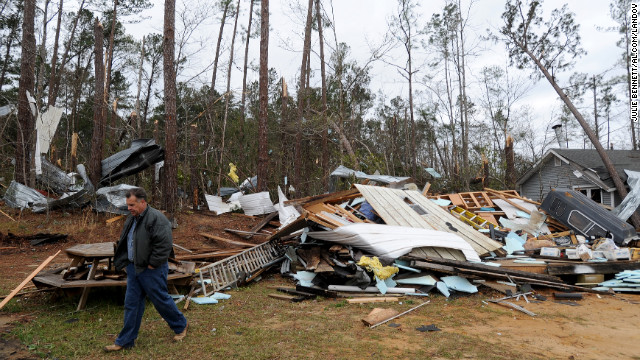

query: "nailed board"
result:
(355, 185), (503, 257)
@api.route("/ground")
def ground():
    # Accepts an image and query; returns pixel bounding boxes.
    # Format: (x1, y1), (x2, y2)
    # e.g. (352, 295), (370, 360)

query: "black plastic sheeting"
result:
(100, 139), (164, 186)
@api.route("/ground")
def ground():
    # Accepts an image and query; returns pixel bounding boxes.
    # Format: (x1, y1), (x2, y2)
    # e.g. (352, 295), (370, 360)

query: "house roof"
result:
(516, 148), (640, 190)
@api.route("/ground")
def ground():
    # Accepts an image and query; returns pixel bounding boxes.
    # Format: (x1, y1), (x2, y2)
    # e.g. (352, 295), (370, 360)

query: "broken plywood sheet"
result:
(355, 185), (503, 257)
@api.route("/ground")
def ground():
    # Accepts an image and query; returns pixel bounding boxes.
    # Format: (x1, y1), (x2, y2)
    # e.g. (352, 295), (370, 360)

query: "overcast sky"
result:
(123, 0), (633, 150)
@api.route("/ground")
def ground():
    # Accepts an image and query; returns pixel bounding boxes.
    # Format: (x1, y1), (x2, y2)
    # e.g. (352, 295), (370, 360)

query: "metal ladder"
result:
(195, 241), (283, 296)
(450, 206), (496, 230)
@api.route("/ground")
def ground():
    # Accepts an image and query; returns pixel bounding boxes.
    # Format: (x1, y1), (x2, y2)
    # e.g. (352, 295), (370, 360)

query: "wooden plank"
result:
(268, 293), (305, 302)
(77, 258), (99, 311)
(422, 182), (431, 196)
(362, 308), (400, 326)
(485, 189), (533, 214)
(0, 208), (16, 222)
(286, 188), (360, 207)
(106, 215), (125, 224)
(547, 262), (640, 275)
(347, 297), (401, 304)
(199, 233), (255, 247)
(175, 249), (243, 261)
(243, 212), (278, 239)
(484, 188), (541, 205)
(65, 243), (115, 258)
(0, 250), (61, 309)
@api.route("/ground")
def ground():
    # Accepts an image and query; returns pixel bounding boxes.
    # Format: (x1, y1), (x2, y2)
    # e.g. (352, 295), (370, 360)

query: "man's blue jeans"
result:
(115, 262), (187, 347)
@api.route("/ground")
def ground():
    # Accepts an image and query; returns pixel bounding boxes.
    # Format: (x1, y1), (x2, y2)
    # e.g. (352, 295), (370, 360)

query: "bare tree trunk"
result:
(316, 0), (330, 191)
(504, 134), (515, 189)
(47, 0), (63, 107)
(257, 0), (269, 191)
(211, 0), (231, 94)
(0, 18), (17, 94)
(458, 0), (469, 191)
(163, 0), (178, 219)
(89, 20), (105, 186)
(216, 0), (241, 195)
(294, 0), (314, 195)
(105, 0), (118, 140)
(36, 0), (50, 109)
(135, 36), (145, 138)
(240, 0), (254, 142)
(16, 0), (37, 186)
(190, 123), (198, 209)
(48, 0), (85, 106)
(592, 76), (599, 142)
(521, 45), (640, 226)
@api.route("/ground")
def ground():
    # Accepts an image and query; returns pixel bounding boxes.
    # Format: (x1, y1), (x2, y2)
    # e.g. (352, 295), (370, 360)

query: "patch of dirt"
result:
(0, 315), (37, 360)
(455, 293), (640, 359)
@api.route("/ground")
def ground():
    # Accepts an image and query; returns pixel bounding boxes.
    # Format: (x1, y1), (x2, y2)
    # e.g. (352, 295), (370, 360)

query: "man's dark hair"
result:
(125, 187), (147, 201)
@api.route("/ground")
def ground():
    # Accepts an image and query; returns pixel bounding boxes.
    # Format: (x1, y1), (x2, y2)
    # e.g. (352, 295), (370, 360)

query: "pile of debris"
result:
(205, 179), (640, 311)
(3, 139), (164, 215)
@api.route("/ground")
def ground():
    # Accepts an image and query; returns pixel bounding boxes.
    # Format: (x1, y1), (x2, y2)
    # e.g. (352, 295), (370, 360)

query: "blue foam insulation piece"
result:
(375, 276), (388, 294)
(431, 199), (451, 206)
(211, 292), (232, 300)
(436, 281), (450, 298)
(441, 276), (478, 293)
(292, 271), (316, 287)
(191, 297), (219, 305)
(396, 275), (437, 286)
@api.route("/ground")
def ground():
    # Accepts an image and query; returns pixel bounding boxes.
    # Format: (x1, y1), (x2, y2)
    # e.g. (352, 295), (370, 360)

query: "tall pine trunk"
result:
(211, 0), (231, 94)
(47, 0), (63, 107)
(257, 0), (269, 191)
(217, 0), (241, 195)
(316, 0), (329, 191)
(240, 0), (254, 143)
(16, 0), (36, 186)
(163, 0), (178, 219)
(89, 20), (105, 186)
(294, 0), (314, 195)
(48, 0), (85, 106)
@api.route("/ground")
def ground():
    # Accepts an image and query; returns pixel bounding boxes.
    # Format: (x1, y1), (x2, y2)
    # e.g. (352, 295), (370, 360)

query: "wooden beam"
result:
(421, 182), (431, 196)
(175, 249), (244, 261)
(485, 189), (533, 215)
(347, 297), (401, 304)
(106, 214), (125, 224)
(243, 212), (278, 239)
(485, 188), (540, 206)
(199, 232), (255, 247)
(0, 208), (16, 222)
(547, 261), (640, 275)
(0, 250), (61, 309)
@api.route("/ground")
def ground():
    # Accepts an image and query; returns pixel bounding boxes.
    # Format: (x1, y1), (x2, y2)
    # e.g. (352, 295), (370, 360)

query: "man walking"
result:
(105, 187), (187, 352)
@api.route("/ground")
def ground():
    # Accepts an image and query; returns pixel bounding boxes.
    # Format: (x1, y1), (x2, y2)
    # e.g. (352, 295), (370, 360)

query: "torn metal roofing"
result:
(100, 139), (164, 186)
(330, 165), (411, 185)
(308, 223), (480, 261)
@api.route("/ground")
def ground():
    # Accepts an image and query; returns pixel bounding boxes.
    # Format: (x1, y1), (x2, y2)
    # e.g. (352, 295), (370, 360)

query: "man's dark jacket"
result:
(114, 205), (174, 274)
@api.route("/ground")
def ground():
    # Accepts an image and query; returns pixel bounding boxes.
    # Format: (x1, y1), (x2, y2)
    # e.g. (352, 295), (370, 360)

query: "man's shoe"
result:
(104, 344), (124, 352)
(173, 324), (188, 341)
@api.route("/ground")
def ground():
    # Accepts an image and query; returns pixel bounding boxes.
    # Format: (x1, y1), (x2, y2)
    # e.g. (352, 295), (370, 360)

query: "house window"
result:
(554, 157), (562, 166)
(576, 187), (602, 204)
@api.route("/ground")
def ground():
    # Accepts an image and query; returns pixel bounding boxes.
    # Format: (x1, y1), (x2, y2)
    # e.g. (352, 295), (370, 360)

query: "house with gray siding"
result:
(516, 149), (640, 207)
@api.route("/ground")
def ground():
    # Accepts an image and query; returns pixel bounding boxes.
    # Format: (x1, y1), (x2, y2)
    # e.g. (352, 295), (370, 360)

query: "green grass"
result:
(0, 278), (538, 360)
